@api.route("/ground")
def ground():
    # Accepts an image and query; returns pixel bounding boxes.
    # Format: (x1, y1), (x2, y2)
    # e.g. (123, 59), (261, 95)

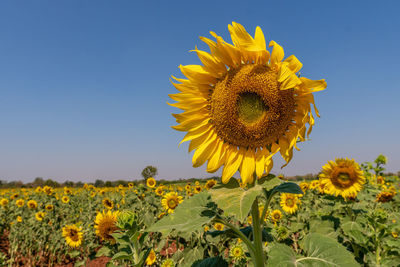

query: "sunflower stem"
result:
(251, 198), (265, 267)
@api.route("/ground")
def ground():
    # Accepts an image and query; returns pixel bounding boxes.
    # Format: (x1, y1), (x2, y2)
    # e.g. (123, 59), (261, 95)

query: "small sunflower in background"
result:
(213, 222), (224, 231)
(0, 198), (9, 207)
(146, 177), (156, 188)
(194, 185), (202, 194)
(15, 199), (25, 208)
(161, 192), (183, 213)
(299, 182), (309, 193)
(280, 193), (301, 214)
(155, 186), (164, 196)
(319, 158), (365, 200)
(376, 190), (396, 203)
(160, 259), (174, 267)
(145, 249), (156, 266)
(61, 196), (70, 204)
(94, 210), (120, 243)
(62, 224), (83, 248)
(17, 216), (22, 223)
(27, 200), (38, 210)
(205, 179), (217, 190)
(102, 198), (114, 209)
(309, 180), (319, 190)
(35, 211), (46, 221)
(45, 204), (54, 211)
(169, 22), (326, 185)
(270, 209), (282, 223)
(230, 244), (245, 261)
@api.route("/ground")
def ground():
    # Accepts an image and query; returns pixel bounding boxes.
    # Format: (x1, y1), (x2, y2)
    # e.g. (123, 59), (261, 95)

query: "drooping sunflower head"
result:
(319, 158), (365, 200)
(94, 210), (120, 243)
(15, 199), (25, 208)
(169, 22), (326, 185)
(280, 193), (301, 214)
(62, 224), (83, 248)
(161, 192), (183, 213)
(146, 177), (156, 188)
(102, 198), (114, 209)
(27, 200), (38, 209)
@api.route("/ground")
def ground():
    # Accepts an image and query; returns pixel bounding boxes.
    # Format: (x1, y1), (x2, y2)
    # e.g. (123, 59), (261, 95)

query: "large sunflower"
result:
(94, 210), (120, 243)
(62, 224), (83, 248)
(161, 192), (183, 213)
(319, 158), (365, 199)
(169, 22), (326, 185)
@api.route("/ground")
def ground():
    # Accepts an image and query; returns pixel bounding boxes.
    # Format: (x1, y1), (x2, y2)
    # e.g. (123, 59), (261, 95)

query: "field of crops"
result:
(0, 156), (399, 267)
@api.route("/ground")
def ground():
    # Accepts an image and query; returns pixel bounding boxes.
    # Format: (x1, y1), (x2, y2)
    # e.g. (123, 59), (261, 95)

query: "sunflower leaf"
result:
(272, 182), (304, 195)
(148, 192), (213, 235)
(209, 184), (263, 222)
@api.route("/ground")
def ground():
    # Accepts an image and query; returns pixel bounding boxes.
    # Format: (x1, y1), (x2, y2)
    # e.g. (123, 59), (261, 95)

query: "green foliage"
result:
(141, 166), (158, 180)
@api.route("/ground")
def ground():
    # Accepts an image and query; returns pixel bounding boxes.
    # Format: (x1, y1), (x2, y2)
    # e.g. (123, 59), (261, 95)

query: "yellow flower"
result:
(194, 185), (202, 194)
(271, 209), (282, 223)
(319, 158), (365, 200)
(392, 232), (398, 238)
(43, 186), (53, 195)
(128, 183), (134, 188)
(376, 190), (396, 202)
(169, 22), (326, 185)
(230, 244), (245, 260)
(17, 216), (22, 223)
(35, 186), (42, 193)
(45, 204), (54, 211)
(161, 259), (174, 267)
(145, 249), (156, 266)
(376, 176), (385, 184)
(64, 187), (72, 195)
(61, 196), (70, 203)
(10, 193), (19, 200)
(94, 210), (120, 243)
(146, 177), (156, 188)
(205, 179), (217, 190)
(299, 182), (309, 193)
(35, 211), (46, 221)
(62, 224), (83, 248)
(161, 192), (183, 213)
(155, 186), (164, 196)
(27, 200), (38, 209)
(204, 225), (210, 232)
(214, 222), (224, 231)
(185, 184), (191, 191)
(280, 193), (300, 214)
(0, 198), (8, 207)
(15, 199), (25, 208)
(102, 198), (114, 209)
(309, 180), (319, 190)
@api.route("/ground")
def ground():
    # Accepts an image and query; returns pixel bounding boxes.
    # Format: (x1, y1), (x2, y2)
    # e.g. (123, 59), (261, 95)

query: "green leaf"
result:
(341, 221), (368, 244)
(209, 184), (263, 222)
(96, 246), (111, 257)
(148, 192), (213, 235)
(68, 250), (80, 258)
(268, 233), (360, 266)
(309, 220), (337, 238)
(192, 256), (229, 267)
(111, 251), (132, 261)
(272, 182), (303, 195)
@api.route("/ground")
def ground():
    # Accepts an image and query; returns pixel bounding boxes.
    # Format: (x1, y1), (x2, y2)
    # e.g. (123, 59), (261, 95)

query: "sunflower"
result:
(194, 185), (202, 194)
(161, 192), (183, 213)
(376, 190), (396, 203)
(299, 182), (309, 192)
(17, 216), (22, 223)
(62, 224), (83, 248)
(214, 222), (225, 231)
(169, 22), (326, 185)
(280, 193), (301, 214)
(43, 186), (53, 195)
(102, 198), (114, 209)
(61, 196), (70, 203)
(94, 210), (120, 243)
(128, 182), (134, 188)
(35, 211), (46, 221)
(35, 186), (42, 193)
(205, 179), (217, 190)
(146, 178), (156, 188)
(155, 186), (164, 196)
(15, 199), (24, 208)
(45, 204), (54, 211)
(319, 158), (365, 199)
(270, 209), (282, 223)
(230, 244), (245, 260)
(27, 200), (38, 209)
(309, 180), (319, 190)
(146, 249), (156, 266)
(0, 198), (8, 207)
(64, 187), (72, 195)
(184, 184), (191, 191)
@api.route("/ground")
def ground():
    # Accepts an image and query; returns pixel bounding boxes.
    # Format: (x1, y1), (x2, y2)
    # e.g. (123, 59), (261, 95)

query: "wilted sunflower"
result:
(146, 177), (156, 188)
(319, 158), (365, 199)
(94, 210), (120, 243)
(270, 209), (282, 223)
(169, 22), (326, 185)
(280, 193), (301, 214)
(102, 198), (114, 209)
(15, 199), (25, 208)
(35, 211), (46, 221)
(27, 200), (38, 209)
(62, 224), (83, 248)
(146, 249), (156, 266)
(161, 192), (183, 213)
(61, 196), (70, 203)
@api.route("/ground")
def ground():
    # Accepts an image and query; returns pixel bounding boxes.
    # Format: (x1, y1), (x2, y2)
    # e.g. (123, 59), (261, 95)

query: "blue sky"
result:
(0, 0), (399, 182)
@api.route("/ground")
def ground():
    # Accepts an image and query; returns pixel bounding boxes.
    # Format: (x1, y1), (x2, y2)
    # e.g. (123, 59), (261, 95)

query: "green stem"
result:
(261, 189), (277, 229)
(251, 198), (265, 267)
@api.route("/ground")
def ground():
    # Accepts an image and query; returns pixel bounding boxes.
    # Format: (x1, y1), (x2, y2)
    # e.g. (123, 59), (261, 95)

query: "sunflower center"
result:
(69, 229), (79, 241)
(210, 64), (295, 148)
(168, 199), (177, 208)
(286, 198), (295, 207)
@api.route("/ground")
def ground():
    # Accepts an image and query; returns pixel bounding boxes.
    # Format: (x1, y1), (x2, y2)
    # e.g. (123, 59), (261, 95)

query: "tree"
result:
(94, 179), (105, 187)
(141, 166), (158, 180)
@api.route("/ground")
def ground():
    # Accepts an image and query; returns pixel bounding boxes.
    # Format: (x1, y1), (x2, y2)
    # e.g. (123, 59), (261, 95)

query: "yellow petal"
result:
(180, 65), (216, 84)
(189, 130), (214, 152)
(171, 117), (209, 132)
(192, 137), (218, 168)
(254, 26), (267, 51)
(299, 77), (327, 93)
(222, 147), (244, 183)
(240, 149), (255, 184)
(284, 55), (302, 73)
(269, 40), (284, 67)
(255, 148), (267, 178)
(179, 123), (212, 144)
(206, 140), (226, 172)
(191, 48), (226, 77)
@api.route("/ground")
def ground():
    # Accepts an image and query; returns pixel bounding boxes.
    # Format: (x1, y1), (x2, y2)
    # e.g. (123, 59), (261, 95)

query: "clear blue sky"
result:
(1, 0), (399, 182)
